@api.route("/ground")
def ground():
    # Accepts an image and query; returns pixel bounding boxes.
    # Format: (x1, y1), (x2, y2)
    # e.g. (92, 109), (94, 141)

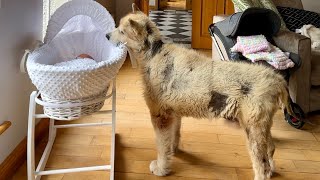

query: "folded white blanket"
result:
(296, 24), (320, 51)
(244, 44), (294, 70)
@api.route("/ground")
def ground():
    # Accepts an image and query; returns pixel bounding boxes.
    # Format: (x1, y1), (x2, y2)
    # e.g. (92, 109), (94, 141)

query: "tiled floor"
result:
(149, 10), (192, 48)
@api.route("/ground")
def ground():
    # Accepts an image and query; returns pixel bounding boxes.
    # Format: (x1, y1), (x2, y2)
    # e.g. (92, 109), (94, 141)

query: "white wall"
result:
(0, 0), (42, 163)
(302, 0), (320, 13)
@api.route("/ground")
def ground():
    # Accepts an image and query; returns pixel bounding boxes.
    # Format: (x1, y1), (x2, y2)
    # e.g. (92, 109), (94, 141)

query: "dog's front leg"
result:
(149, 112), (178, 176)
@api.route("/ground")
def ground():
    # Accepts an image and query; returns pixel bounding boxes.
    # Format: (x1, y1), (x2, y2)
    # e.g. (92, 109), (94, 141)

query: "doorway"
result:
(137, 0), (235, 49)
(149, 0), (192, 48)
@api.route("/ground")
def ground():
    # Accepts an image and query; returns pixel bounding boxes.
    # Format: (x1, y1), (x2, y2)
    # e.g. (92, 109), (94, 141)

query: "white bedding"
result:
(54, 58), (97, 67)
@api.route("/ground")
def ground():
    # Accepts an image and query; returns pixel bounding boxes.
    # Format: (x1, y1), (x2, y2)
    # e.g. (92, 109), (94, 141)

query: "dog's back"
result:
(142, 42), (287, 121)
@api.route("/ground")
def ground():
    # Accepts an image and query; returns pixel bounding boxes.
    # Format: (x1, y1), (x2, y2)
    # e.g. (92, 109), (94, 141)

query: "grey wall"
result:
(0, 0), (42, 163)
(301, 0), (320, 13)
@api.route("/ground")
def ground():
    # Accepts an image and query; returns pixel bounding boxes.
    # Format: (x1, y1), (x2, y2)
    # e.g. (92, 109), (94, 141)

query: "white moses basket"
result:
(26, 0), (127, 120)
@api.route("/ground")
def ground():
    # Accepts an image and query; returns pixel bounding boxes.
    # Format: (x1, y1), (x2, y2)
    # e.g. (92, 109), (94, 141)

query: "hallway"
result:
(149, 9), (192, 48)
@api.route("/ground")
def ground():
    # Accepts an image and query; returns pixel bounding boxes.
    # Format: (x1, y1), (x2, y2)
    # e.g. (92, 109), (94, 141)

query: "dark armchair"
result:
(212, 0), (319, 116)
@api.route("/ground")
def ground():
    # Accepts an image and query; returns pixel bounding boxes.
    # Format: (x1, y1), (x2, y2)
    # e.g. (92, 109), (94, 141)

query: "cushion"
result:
(251, 0), (263, 7)
(276, 6), (320, 32)
(231, 0), (288, 30)
(231, 0), (254, 11)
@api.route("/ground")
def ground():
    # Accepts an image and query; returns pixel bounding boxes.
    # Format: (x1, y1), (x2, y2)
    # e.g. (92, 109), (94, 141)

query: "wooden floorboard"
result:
(12, 51), (320, 179)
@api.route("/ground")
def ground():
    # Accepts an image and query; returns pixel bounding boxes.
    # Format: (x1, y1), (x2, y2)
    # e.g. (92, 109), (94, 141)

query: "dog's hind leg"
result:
(243, 118), (273, 180)
(171, 116), (181, 154)
(267, 131), (275, 176)
(149, 109), (179, 176)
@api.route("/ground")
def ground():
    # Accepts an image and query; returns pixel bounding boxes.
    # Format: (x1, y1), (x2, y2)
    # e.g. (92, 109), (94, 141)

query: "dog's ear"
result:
(129, 19), (140, 28)
(132, 3), (141, 13)
(129, 19), (142, 35)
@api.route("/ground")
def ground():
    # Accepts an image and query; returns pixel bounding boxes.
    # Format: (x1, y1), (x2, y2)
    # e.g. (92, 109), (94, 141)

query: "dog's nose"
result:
(106, 33), (110, 40)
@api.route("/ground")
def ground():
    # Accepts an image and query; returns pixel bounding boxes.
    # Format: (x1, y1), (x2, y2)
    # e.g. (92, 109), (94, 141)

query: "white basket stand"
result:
(25, 0), (123, 179)
(27, 79), (117, 180)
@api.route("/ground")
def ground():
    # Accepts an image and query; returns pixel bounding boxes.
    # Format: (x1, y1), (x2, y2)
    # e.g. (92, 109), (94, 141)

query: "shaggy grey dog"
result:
(108, 6), (295, 180)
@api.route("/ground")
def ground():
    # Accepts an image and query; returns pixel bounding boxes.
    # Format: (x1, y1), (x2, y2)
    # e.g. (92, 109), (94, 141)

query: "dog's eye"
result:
(120, 30), (124, 34)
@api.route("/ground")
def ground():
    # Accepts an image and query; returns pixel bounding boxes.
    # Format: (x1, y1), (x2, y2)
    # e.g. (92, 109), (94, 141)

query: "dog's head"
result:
(107, 4), (161, 54)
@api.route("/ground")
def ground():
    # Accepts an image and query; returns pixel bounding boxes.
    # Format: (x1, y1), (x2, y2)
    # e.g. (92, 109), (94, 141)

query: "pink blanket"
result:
(231, 35), (295, 70)
(231, 35), (270, 55)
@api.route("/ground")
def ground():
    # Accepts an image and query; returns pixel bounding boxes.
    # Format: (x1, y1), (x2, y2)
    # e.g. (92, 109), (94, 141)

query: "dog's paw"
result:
(254, 176), (265, 180)
(266, 159), (275, 178)
(149, 160), (170, 176)
(269, 159), (275, 173)
(266, 170), (273, 179)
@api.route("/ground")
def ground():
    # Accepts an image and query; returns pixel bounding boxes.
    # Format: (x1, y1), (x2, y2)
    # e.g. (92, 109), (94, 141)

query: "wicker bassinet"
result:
(26, 0), (127, 120)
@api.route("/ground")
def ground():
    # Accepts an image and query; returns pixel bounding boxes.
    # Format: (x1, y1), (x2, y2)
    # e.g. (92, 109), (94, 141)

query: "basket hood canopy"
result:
(44, 0), (115, 43)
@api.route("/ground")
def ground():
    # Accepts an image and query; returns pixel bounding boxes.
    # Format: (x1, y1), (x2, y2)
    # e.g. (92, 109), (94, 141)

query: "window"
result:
(42, 0), (70, 40)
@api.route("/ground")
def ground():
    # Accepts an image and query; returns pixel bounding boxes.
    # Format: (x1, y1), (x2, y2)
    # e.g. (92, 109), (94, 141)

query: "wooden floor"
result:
(12, 51), (320, 180)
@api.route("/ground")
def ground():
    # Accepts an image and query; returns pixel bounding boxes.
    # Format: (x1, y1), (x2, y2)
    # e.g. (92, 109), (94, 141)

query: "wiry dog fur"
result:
(108, 7), (295, 180)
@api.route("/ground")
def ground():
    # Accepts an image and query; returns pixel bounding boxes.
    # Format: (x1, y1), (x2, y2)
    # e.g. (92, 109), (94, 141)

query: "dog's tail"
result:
(279, 83), (297, 119)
